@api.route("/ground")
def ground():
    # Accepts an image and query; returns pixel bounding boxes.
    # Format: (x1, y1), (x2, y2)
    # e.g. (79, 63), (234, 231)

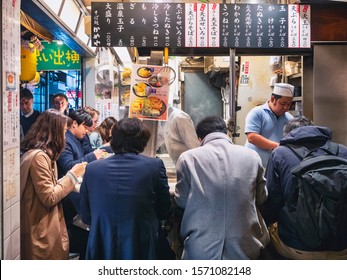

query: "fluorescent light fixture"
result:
(41, 0), (63, 15)
(59, 0), (81, 32)
(76, 18), (90, 46)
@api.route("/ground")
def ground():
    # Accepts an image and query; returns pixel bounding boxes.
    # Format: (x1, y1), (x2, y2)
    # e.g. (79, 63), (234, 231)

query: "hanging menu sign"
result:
(185, 3), (220, 48)
(220, 4), (288, 48)
(92, 2), (184, 48)
(288, 4), (311, 48)
(92, 3), (311, 49)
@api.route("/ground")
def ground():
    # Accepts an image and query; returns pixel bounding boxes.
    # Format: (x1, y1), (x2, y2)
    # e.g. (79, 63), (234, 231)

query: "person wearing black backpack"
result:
(261, 116), (347, 259)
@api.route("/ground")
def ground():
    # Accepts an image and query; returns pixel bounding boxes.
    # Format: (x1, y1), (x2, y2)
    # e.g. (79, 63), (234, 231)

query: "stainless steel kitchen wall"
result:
(183, 71), (223, 127)
(313, 45), (347, 146)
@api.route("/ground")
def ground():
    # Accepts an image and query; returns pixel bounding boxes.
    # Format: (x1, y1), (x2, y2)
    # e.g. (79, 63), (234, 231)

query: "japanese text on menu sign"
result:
(92, 3), (310, 49)
(185, 3), (220, 47)
(92, 2), (184, 47)
(288, 4), (311, 48)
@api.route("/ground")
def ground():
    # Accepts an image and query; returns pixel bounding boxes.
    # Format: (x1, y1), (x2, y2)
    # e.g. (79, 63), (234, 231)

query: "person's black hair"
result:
(68, 109), (93, 127)
(283, 116), (313, 135)
(53, 92), (68, 101)
(271, 93), (283, 100)
(20, 88), (33, 99)
(196, 115), (227, 140)
(110, 117), (150, 154)
(227, 117), (235, 135)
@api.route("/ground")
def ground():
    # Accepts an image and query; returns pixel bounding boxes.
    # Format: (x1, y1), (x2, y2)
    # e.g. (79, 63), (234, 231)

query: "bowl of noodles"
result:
(137, 67), (153, 78)
(133, 82), (153, 97)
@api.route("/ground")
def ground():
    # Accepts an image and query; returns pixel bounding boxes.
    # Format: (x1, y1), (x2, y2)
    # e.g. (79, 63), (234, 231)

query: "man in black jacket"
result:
(20, 88), (40, 136)
(262, 116), (347, 259)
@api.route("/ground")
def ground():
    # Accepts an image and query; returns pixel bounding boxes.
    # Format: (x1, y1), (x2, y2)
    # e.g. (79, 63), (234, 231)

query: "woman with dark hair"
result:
(89, 116), (117, 149)
(80, 117), (173, 259)
(20, 109), (87, 259)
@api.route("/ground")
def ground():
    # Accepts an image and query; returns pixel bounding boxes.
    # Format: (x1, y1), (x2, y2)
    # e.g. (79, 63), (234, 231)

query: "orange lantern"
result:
(20, 44), (37, 82)
(29, 72), (41, 85)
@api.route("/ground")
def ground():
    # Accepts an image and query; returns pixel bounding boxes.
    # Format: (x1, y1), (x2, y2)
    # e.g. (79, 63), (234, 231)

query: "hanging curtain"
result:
(20, 10), (53, 42)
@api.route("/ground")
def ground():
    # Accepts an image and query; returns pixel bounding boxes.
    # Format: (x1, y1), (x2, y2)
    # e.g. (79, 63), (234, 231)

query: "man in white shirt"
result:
(164, 106), (200, 164)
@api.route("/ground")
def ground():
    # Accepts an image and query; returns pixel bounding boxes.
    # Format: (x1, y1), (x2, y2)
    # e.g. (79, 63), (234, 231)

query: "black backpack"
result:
(285, 141), (347, 251)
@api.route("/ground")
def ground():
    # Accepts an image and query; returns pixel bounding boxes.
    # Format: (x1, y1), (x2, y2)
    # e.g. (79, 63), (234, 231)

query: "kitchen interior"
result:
(20, 0), (347, 148)
(20, 0), (347, 183)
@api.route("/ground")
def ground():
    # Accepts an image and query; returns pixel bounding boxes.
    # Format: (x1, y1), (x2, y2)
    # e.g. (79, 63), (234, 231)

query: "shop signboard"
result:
(91, 3), (310, 49)
(37, 41), (81, 71)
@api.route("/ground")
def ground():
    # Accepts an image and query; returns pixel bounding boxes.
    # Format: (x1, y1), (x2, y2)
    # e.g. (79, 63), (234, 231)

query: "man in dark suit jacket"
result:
(20, 88), (40, 136)
(57, 109), (104, 259)
(80, 117), (173, 260)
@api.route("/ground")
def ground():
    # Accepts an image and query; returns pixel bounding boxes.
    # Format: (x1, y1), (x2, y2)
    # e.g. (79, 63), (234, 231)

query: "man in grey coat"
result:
(174, 115), (270, 259)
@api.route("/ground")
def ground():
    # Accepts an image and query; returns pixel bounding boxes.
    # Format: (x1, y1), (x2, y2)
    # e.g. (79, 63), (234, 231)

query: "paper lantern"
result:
(29, 72), (40, 85)
(20, 45), (37, 82)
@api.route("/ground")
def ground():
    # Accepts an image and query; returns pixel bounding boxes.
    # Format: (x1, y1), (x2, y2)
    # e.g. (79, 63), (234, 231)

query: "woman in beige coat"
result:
(20, 109), (87, 260)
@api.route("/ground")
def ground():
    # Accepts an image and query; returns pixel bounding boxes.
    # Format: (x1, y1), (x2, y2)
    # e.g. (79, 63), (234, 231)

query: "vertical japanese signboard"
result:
(209, 3), (220, 48)
(187, 3), (220, 48)
(197, 3), (208, 47)
(92, 3), (311, 49)
(2, 0), (21, 200)
(185, 3), (197, 47)
(220, 4), (288, 48)
(92, 2), (184, 48)
(288, 4), (311, 48)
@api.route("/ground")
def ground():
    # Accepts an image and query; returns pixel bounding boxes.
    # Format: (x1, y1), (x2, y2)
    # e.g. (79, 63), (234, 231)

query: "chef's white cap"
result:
(273, 83), (294, 97)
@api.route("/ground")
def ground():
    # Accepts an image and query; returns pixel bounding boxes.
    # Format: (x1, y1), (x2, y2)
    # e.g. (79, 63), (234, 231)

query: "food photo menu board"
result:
(92, 2), (311, 49)
(129, 65), (169, 121)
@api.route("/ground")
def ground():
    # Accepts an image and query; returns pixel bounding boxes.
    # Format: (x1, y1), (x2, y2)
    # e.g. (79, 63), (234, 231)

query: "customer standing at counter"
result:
(80, 117), (172, 260)
(262, 117), (347, 259)
(20, 88), (40, 136)
(57, 109), (105, 259)
(175, 116), (269, 260)
(164, 105), (200, 164)
(244, 83), (294, 167)
(20, 109), (87, 259)
(89, 116), (117, 149)
(80, 106), (100, 154)
(52, 92), (70, 115)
